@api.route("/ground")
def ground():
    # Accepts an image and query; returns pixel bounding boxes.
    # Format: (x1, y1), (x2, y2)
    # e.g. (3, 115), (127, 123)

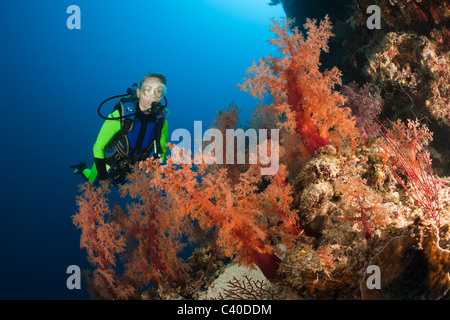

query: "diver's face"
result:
(137, 77), (165, 112)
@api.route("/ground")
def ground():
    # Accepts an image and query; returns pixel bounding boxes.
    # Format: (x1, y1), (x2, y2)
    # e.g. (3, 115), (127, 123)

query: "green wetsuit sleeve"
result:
(93, 110), (121, 159)
(159, 119), (168, 162)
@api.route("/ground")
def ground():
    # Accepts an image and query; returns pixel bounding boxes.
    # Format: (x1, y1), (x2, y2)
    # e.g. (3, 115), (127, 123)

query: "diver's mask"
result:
(140, 81), (167, 100)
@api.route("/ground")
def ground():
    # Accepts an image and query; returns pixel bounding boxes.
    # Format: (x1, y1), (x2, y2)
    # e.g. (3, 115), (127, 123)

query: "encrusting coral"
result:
(281, 141), (449, 299)
(358, 0), (449, 32)
(367, 31), (450, 127)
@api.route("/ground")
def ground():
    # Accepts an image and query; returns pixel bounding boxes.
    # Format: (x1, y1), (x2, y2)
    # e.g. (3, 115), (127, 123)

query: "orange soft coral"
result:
(119, 167), (190, 288)
(72, 184), (136, 299)
(139, 145), (299, 281)
(208, 102), (250, 186)
(73, 168), (190, 299)
(239, 16), (359, 158)
(335, 176), (387, 239)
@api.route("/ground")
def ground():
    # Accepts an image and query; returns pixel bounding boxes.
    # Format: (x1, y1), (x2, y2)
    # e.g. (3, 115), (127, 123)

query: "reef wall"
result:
(273, 0), (449, 175)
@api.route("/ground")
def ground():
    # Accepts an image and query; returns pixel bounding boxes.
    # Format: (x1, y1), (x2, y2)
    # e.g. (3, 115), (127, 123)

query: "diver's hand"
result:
(99, 179), (111, 189)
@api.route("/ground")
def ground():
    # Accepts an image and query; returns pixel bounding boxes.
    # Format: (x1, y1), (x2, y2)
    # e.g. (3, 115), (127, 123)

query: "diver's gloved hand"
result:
(70, 161), (88, 175)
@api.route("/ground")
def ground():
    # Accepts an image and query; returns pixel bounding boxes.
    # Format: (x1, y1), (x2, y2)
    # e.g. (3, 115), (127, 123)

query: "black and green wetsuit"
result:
(81, 102), (168, 185)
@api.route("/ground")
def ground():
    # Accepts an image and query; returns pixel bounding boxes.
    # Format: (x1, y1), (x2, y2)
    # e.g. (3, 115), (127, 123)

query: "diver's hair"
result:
(140, 72), (167, 86)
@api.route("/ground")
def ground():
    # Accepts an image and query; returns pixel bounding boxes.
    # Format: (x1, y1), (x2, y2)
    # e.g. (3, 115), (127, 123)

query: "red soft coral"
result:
(335, 176), (387, 239)
(73, 168), (190, 299)
(239, 16), (359, 158)
(139, 145), (299, 281)
(72, 184), (136, 299)
(208, 102), (249, 186)
(119, 167), (189, 288)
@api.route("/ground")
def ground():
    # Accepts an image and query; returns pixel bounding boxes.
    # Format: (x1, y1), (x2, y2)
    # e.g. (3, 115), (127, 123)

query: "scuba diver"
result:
(71, 73), (169, 188)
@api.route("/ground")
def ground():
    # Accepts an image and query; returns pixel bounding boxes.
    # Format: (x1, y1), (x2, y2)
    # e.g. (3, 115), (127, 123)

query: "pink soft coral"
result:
(341, 81), (384, 141)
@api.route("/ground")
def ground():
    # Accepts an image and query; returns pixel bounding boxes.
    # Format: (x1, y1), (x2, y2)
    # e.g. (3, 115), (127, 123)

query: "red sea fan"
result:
(373, 118), (441, 224)
(215, 275), (282, 300)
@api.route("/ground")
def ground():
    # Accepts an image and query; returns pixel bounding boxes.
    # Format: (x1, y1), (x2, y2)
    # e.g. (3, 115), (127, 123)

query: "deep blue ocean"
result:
(0, 1), (284, 299)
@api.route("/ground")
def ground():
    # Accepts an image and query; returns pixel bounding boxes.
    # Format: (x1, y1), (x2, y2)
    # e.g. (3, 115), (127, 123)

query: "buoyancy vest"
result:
(105, 101), (166, 166)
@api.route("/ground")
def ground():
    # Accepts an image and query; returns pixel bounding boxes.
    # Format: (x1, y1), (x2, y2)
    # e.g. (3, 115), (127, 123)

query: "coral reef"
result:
(254, 1), (449, 299)
(74, 145), (299, 298)
(74, 134), (449, 300)
(73, 5), (450, 300)
(73, 168), (190, 300)
(270, 0), (449, 174)
(374, 118), (441, 223)
(138, 147), (298, 281)
(362, 0), (449, 33)
(367, 31), (449, 128)
(280, 142), (450, 299)
(354, 0), (450, 175)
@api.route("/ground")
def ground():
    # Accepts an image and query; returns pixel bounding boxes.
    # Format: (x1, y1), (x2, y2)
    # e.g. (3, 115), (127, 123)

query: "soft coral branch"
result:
(119, 166), (189, 288)
(346, 196), (375, 240)
(139, 145), (298, 281)
(73, 167), (189, 299)
(240, 16), (359, 158)
(72, 184), (135, 299)
(341, 81), (384, 141)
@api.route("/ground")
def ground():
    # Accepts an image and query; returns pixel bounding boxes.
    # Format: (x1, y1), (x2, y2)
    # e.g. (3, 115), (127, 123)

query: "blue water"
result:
(0, 0), (284, 299)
